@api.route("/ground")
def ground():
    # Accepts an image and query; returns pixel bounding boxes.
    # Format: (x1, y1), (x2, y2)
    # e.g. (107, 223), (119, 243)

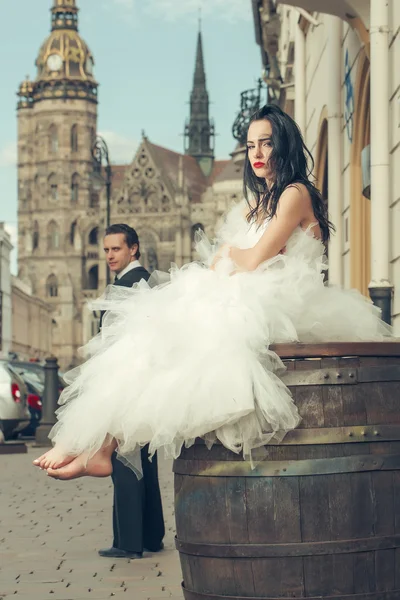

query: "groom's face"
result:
(103, 233), (137, 274)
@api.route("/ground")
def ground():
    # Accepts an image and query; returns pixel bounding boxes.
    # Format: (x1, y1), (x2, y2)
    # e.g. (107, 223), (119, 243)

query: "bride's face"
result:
(246, 119), (274, 181)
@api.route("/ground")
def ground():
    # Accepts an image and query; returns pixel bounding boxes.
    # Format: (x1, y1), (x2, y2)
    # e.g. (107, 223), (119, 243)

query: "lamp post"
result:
(231, 80), (267, 167)
(91, 135), (112, 284)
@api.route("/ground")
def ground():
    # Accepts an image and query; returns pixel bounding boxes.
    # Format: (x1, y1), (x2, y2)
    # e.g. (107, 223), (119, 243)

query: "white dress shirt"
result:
(115, 260), (142, 280)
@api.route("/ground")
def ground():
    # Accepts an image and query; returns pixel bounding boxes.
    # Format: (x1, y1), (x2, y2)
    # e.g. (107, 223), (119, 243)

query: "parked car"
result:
(10, 361), (66, 393)
(17, 375), (43, 438)
(0, 362), (30, 442)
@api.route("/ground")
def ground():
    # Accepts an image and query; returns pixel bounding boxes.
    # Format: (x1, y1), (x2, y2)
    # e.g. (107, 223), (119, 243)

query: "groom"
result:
(99, 223), (165, 559)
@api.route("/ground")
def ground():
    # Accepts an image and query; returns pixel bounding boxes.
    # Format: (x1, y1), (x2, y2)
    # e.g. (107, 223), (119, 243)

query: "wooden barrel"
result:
(174, 342), (400, 600)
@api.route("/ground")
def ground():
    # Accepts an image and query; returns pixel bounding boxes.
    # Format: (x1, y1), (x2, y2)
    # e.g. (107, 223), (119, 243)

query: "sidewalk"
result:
(0, 444), (183, 600)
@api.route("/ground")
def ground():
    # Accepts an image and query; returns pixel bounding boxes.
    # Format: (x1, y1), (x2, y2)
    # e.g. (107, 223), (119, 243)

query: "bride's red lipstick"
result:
(253, 162), (265, 168)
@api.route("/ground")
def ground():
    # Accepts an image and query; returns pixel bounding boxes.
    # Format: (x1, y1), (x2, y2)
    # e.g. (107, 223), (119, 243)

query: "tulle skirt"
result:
(49, 232), (391, 468)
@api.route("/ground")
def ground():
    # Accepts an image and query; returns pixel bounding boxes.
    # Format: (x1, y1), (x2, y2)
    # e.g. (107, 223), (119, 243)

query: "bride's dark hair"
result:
(243, 104), (334, 242)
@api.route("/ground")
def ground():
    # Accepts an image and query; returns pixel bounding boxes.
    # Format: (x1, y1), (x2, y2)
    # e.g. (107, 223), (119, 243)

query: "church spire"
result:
(184, 23), (215, 177)
(193, 30), (206, 87)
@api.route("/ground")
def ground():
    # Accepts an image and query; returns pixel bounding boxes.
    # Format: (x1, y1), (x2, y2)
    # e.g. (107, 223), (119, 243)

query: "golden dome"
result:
(17, 1), (98, 107)
(35, 29), (96, 84)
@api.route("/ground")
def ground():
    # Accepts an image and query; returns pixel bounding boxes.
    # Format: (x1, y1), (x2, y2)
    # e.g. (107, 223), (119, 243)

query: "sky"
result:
(0, 0), (264, 273)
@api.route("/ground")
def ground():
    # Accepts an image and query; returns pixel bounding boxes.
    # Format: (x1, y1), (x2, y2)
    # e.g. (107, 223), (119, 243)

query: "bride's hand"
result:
(210, 244), (231, 271)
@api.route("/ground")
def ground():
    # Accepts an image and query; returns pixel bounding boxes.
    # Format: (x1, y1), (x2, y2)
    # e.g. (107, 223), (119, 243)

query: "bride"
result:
(34, 105), (391, 480)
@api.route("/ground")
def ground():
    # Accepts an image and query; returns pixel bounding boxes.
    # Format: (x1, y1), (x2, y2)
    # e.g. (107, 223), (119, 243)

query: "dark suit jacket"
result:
(113, 265), (150, 288)
(100, 265), (150, 329)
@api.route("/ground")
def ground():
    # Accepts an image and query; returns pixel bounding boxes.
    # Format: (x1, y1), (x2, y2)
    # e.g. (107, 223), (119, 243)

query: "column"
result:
(294, 22), (306, 134)
(175, 228), (183, 267)
(369, 0), (392, 324)
(327, 16), (343, 286)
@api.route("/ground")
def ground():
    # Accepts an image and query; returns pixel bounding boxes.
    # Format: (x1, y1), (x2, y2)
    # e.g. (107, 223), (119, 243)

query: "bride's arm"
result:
(230, 186), (308, 271)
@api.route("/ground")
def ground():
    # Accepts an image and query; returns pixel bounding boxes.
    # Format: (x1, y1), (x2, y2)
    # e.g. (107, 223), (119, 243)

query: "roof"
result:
(110, 165), (128, 190)
(212, 160), (243, 184)
(207, 160), (230, 184)
(110, 140), (239, 203)
(147, 142), (207, 203)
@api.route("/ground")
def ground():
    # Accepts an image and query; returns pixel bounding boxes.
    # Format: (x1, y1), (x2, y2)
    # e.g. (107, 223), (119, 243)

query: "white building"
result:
(252, 0), (400, 331)
(0, 222), (53, 361)
(0, 225), (13, 358)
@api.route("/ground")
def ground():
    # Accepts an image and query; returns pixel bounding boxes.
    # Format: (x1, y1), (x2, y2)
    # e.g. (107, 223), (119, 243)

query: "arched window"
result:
(32, 221), (39, 250)
(191, 223), (205, 241)
(89, 126), (95, 147)
(71, 124), (78, 152)
(46, 274), (58, 297)
(90, 192), (99, 208)
(71, 173), (80, 204)
(48, 173), (58, 202)
(34, 174), (40, 206)
(87, 265), (98, 290)
(47, 221), (60, 250)
(70, 220), (77, 245)
(147, 247), (158, 273)
(88, 226), (98, 245)
(140, 230), (159, 273)
(49, 124), (58, 154)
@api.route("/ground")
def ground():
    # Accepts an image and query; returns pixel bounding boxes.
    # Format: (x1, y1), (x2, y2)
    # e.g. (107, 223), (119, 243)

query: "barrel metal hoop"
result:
(182, 585), (400, 600)
(176, 534), (400, 558)
(282, 368), (357, 386)
(173, 453), (400, 477)
(281, 424), (400, 445)
(358, 365), (400, 382)
(281, 365), (400, 386)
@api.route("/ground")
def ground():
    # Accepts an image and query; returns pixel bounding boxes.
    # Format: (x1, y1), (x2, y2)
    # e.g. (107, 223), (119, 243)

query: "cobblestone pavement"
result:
(0, 444), (183, 600)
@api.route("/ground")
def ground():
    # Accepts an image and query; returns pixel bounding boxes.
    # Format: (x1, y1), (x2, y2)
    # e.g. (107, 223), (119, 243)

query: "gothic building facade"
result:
(17, 0), (242, 368)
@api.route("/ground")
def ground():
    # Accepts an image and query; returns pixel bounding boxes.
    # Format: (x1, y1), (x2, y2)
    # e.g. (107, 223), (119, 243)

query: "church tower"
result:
(16, 0), (99, 368)
(184, 26), (215, 177)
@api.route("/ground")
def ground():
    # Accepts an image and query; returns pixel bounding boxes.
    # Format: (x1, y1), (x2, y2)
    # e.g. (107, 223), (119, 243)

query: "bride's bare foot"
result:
(33, 447), (76, 470)
(46, 448), (113, 481)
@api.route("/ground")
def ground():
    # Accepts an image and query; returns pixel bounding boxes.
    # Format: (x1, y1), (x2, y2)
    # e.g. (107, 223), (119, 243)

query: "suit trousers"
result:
(111, 446), (165, 552)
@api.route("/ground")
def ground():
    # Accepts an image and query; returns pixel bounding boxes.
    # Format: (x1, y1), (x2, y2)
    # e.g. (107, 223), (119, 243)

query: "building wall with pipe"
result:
(253, 0), (400, 333)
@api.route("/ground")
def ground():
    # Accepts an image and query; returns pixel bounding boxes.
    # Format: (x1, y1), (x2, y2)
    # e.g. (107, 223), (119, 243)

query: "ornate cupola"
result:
(51, 0), (79, 30)
(184, 25), (215, 177)
(18, 0), (98, 107)
(17, 77), (34, 110)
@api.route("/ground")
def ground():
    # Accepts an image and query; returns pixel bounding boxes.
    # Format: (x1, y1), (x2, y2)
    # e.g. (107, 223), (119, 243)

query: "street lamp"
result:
(91, 135), (112, 284)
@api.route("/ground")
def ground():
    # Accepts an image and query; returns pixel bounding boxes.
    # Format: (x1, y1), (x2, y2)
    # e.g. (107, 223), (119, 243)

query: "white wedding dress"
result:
(50, 201), (391, 464)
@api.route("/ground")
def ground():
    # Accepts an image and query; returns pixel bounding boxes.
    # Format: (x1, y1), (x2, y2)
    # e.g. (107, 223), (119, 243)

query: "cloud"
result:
(109, 0), (250, 24)
(106, 0), (138, 23)
(0, 142), (17, 167)
(98, 131), (138, 164)
(145, 0), (251, 23)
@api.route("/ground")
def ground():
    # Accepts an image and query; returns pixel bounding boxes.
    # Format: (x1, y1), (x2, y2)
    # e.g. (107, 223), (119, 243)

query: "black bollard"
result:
(35, 356), (60, 447)
(369, 286), (393, 325)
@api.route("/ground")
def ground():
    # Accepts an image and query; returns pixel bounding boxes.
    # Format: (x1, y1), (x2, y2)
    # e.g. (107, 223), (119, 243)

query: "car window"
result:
(11, 364), (44, 384)
(24, 376), (44, 394)
(0, 363), (10, 383)
(22, 370), (42, 384)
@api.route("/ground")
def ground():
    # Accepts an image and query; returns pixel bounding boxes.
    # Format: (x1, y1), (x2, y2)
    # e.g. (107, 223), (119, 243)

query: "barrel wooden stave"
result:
(174, 348), (400, 599)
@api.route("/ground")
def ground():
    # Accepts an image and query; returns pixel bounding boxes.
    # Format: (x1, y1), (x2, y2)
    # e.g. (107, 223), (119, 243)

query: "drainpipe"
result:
(294, 20), (306, 134)
(369, 0), (392, 324)
(327, 16), (342, 286)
